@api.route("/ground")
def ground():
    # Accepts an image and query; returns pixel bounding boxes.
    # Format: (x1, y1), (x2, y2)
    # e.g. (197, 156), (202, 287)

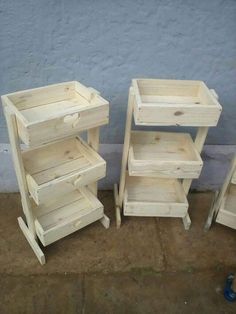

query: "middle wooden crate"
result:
(128, 131), (203, 178)
(23, 136), (106, 205)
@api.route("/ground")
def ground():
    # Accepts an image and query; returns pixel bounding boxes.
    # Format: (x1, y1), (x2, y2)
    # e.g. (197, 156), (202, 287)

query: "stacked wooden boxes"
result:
(214, 156), (236, 229)
(2, 81), (110, 264)
(115, 79), (222, 229)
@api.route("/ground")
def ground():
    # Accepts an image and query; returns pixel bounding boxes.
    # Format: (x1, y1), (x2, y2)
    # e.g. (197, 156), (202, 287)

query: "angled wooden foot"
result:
(114, 184), (121, 229)
(182, 213), (191, 230)
(100, 214), (110, 229)
(18, 217), (45, 265)
(204, 191), (219, 231)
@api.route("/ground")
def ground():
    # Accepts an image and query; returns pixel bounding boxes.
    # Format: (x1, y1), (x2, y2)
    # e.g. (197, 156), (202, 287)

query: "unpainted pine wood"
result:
(2, 81), (109, 147)
(36, 205), (103, 246)
(3, 106), (37, 238)
(114, 184), (121, 229)
(182, 214), (191, 230)
(100, 214), (110, 229)
(123, 175), (188, 217)
(128, 130), (203, 178)
(20, 92), (107, 123)
(232, 167), (236, 184)
(181, 127), (209, 229)
(87, 127), (100, 195)
(18, 217), (45, 265)
(182, 127), (209, 194)
(132, 79), (222, 127)
(184, 91), (218, 190)
(125, 175), (188, 203)
(34, 187), (104, 246)
(204, 191), (219, 231)
(5, 81), (75, 111)
(20, 104), (108, 147)
(213, 156), (236, 220)
(23, 136), (106, 205)
(215, 185), (236, 229)
(118, 87), (135, 207)
(133, 79), (201, 98)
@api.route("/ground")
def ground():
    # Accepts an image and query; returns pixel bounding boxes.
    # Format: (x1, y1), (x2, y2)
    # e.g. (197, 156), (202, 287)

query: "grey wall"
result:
(0, 0), (236, 144)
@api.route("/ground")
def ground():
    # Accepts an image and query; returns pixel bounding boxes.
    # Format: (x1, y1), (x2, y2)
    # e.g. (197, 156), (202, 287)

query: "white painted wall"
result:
(0, 1), (235, 191)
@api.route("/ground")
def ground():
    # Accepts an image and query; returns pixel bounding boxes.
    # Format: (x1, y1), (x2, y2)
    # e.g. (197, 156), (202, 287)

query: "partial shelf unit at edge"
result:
(215, 156), (236, 230)
(115, 78), (222, 229)
(2, 81), (110, 264)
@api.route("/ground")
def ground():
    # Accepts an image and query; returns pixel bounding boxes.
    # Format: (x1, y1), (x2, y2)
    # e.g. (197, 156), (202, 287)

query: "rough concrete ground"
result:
(0, 191), (236, 313)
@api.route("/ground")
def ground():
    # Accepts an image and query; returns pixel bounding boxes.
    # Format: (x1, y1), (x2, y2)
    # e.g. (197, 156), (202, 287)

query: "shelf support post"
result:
(114, 87), (135, 228)
(3, 105), (45, 263)
(87, 127), (100, 196)
(182, 126), (209, 229)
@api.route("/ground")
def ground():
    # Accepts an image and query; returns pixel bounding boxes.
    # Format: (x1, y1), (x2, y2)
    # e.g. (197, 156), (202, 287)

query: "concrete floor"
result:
(0, 191), (236, 313)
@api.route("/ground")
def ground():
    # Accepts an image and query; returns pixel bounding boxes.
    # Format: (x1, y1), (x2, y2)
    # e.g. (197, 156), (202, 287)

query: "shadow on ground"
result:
(0, 191), (235, 313)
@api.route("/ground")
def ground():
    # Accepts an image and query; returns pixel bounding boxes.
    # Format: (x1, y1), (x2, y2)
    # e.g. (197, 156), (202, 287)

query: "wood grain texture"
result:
(124, 174), (188, 217)
(132, 79), (222, 126)
(34, 187), (104, 246)
(128, 130), (203, 178)
(2, 81), (109, 147)
(23, 136), (105, 205)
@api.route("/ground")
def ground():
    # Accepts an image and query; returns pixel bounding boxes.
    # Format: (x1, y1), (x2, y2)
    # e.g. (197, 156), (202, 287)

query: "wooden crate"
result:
(128, 131), (203, 178)
(216, 184), (236, 230)
(23, 136), (106, 205)
(132, 79), (222, 126)
(1, 81), (109, 146)
(33, 187), (104, 246)
(123, 174), (188, 217)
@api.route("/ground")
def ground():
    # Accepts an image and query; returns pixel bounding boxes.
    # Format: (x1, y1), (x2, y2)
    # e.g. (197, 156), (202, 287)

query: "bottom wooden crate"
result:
(32, 187), (104, 246)
(124, 175), (188, 217)
(216, 184), (236, 230)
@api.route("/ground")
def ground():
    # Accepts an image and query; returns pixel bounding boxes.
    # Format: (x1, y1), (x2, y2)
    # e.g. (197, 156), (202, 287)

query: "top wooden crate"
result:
(132, 79), (222, 126)
(1, 81), (109, 147)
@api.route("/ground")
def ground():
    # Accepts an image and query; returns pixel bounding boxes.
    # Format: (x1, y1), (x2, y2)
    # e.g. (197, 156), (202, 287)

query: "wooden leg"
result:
(114, 184), (121, 229)
(204, 191), (219, 231)
(182, 213), (191, 230)
(4, 108), (37, 238)
(18, 217), (45, 265)
(100, 214), (110, 229)
(87, 127), (100, 196)
(181, 127), (209, 230)
(118, 87), (134, 207)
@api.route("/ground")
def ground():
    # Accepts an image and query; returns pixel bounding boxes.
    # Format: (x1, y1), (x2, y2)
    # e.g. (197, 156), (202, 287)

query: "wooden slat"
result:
(124, 175), (188, 217)
(24, 136), (106, 205)
(132, 79), (222, 127)
(129, 131), (203, 178)
(34, 188), (104, 246)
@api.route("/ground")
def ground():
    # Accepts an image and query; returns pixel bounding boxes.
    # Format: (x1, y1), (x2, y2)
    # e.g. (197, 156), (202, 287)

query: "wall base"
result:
(0, 143), (235, 192)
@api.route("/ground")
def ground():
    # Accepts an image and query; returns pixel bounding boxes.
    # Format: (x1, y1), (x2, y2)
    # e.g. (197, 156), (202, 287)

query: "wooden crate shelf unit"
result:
(205, 155), (236, 230)
(115, 78), (222, 229)
(2, 81), (110, 265)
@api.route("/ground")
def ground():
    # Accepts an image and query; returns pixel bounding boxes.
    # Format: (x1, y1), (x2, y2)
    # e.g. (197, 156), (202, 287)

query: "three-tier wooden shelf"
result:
(115, 79), (222, 229)
(2, 81), (110, 264)
(205, 155), (236, 230)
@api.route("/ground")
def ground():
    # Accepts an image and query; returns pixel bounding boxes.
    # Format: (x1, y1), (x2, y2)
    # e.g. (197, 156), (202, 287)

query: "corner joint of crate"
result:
(210, 89), (219, 100)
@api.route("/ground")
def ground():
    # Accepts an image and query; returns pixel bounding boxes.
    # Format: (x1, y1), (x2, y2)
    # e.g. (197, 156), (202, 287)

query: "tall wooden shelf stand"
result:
(2, 81), (110, 264)
(115, 79), (222, 229)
